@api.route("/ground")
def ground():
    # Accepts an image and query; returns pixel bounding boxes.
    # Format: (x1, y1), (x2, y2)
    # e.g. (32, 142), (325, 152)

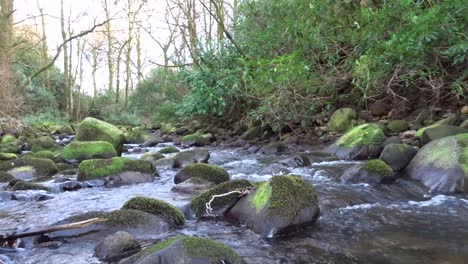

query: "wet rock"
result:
(83, 179), (107, 188)
(247, 146), (259, 153)
(10, 191), (54, 201)
(77, 157), (156, 186)
(405, 133), (468, 193)
(157, 147), (180, 154)
(171, 177), (215, 195)
(154, 157), (181, 169)
(370, 101), (388, 116)
(241, 126), (262, 140)
(379, 143), (418, 171)
(173, 149), (210, 166)
(181, 132), (210, 147)
(95, 231), (141, 262)
(384, 136), (402, 146)
(228, 175), (319, 238)
(402, 130), (417, 138)
(174, 163), (229, 184)
(122, 196), (185, 227)
(121, 236), (245, 264)
(326, 124), (386, 160)
(31, 136), (60, 153)
(387, 120), (409, 133)
(327, 108), (356, 133)
(342, 159), (394, 184)
(12, 181), (49, 191)
(187, 179), (253, 219)
(258, 142), (288, 155)
(75, 117), (125, 154)
(420, 125), (468, 145)
(279, 155), (311, 167)
(140, 151), (164, 166)
(435, 113), (461, 126)
(226, 138), (246, 148)
(0, 158), (58, 180)
(62, 141), (117, 161)
(126, 130), (162, 144)
(58, 181), (83, 192)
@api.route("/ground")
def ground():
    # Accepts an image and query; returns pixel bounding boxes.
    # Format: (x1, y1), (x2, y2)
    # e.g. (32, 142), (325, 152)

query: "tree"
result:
(0, 0), (15, 113)
(102, 0), (114, 92)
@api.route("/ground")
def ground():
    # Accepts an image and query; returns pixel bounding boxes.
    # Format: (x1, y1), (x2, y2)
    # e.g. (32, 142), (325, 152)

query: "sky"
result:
(13, 0), (171, 95)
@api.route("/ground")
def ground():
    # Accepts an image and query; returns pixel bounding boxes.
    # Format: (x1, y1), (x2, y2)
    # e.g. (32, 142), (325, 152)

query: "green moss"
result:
(268, 175), (318, 218)
(181, 132), (206, 146)
(0, 143), (21, 154)
(415, 124), (438, 137)
(336, 124), (386, 148)
(0, 158), (58, 177)
(1, 134), (16, 144)
(77, 157), (154, 181)
(141, 151), (164, 162)
(241, 126), (262, 140)
(12, 181), (49, 191)
(104, 209), (154, 227)
(249, 182), (271, 212)
(0, 153), (18, 160)
(178, 163), (229, 184)
(191, 179), (253, 217)
(362, 159), (393, 178)
(157, 147), (180, 154)
(140, 236), (183, 256)
(32, 150), (56, 160)
(58, 125), (75, 135)
(387, 120), (409, 132)
(327, 108), (357, 133)
(75, 117), (125, 153)
(62, 141), (117, 160)
(31, 136), (60, 152)
(126, 130), (154, 144)
(183, 237), (242, 262)
(122, 196), (185, 226)
(0, 172), (14, 182)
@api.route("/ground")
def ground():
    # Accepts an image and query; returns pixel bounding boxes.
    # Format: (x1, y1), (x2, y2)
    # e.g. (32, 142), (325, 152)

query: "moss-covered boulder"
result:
(181, 132), (210, 147)
(126, 130), (159, 144)
(405, 133), (468, 193)
(0, 143), (21, 154)
(94, 231), (141, 262)
(1, 134), (16, 144)
(326, 123), (386, 160)
(379, 143), (418, 171)
(171, 177), (215, 195)
(258, 142), (288, 155)
(62, 141), (117, 161)
(12, 181), (49, 191)
(140, 151), (165, 166)
(188, 179), (253, 219)
(0, 171), (14, 182)
(342, 159), (394, 184)
(75, 117), (125, 154)
(420, 125), (468, 146)
(121, 236), (245, 264)
(327, 108), (357, 133)
(228, 175), (319, 237)
(174, 163), (229, 184)
(173, 149), (210, 166)
(0, 158), (58, 180)
(58, 124), (75, 135)
(122, 196), (185, 227)
(31, 136), (60, 153)
(241, 126), (262, 140)
(157, 147), (180, 154)
(0, 153), (18, 161)
(78, 157), (156, 186)
(387, 120), (409, 133)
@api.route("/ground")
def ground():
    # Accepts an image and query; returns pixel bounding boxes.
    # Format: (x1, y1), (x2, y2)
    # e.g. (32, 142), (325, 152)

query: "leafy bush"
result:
(23, 108), (69, 126)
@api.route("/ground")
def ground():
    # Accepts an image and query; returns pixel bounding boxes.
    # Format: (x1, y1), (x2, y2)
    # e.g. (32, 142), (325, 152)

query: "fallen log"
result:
(0, 218), (107, 247)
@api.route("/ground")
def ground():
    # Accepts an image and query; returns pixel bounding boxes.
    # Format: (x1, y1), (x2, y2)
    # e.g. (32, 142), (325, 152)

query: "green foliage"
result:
(23, 108), (69, 126)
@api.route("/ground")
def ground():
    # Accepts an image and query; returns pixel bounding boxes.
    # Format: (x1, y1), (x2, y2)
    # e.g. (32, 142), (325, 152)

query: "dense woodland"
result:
(0, 0), (466, 133)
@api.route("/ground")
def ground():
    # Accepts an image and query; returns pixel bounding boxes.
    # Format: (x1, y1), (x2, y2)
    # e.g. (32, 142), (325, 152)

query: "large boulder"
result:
(327, 108), (356, 133)
(379, 143), (417, 171)
(326, 123), (386, 160)
(122, 196), (185, 227)
(120, 236), (245, 264)
(62, 141), (117, 161)
(0, 143), (21, 154)
(228, 175), (319, 237)
(174, 163), (229, 184)
(342, 159), (394, 184)
(405, 133), (468, 193)
(0, 158), (58, 180)
(420, 125), (468, 145)
(173, 149), (210, 166)
(31, 136), (60, 153)
(187, 179), (253, 219)
(77, 157), (156, 186)
(94, 231), (141, 262)
(75, 117), (125, 154)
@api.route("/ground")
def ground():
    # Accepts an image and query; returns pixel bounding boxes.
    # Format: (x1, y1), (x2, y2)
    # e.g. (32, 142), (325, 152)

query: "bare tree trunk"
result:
(216, 0), (224, 42)
(91, 45), (98, 99)
(136, 24), (143, 83)
(37, 1), (51, 91)
(0, 0), (14, 110)
(103, 0), (114, 92)
(116, 40), (128, 104)
(61, 0), (71, 115)
(124, 0), (134, 107)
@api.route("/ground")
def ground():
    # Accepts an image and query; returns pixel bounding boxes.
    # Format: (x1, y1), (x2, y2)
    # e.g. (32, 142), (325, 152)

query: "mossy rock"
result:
(181, 132), (208, 147)
(241, 126), (262, 140)
(31, 136), (60, 153)
(228, 175), (319, 237)
(387, 120), (409, 133)
(0, 153), (18, 161)
(435, 113), (461, 126)
(0, 158), (58, 179)
(126, 130), (157, 144)
(363, 159), (393, 177)
(94, 231), (141, 262)
(1, 134), (17, 144)
(12, 181), (49, 191)
(75, 117), (125, 154)
(173, 149), (210, 166)
(31, 150), (56, 160)
(420, 125), (468, 145)
(58, 124), (75, 135)
(62, 141), (117, 161)
(379, 143), (418, 171)
(171, 177), (215, 195)
(104, 209), (162, 227)
(157, 147), (180, 154)
(326, 123), (386, 160)
(140, 152), (165, 166)
(122, 196), (185, 227)
(189, 179), (253, 219)
(174, 163), (229, 184)
(258, 142), (288, 155)
(327, 108), (357, 133)
(0, 171), (14, 182)
(405, 133), (468, 193)
(125, 236), (245, 264)
(0, 143), (21, 154)
(342, 159), (394, 184)
(78, 157), (155, 182)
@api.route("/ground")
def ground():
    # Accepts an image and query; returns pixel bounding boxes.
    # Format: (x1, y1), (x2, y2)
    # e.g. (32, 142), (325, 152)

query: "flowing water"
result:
(1, 143), (468, 263)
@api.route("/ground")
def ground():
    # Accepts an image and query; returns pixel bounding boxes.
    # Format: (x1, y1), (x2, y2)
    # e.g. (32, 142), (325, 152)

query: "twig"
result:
(205, 188), (254, 216)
